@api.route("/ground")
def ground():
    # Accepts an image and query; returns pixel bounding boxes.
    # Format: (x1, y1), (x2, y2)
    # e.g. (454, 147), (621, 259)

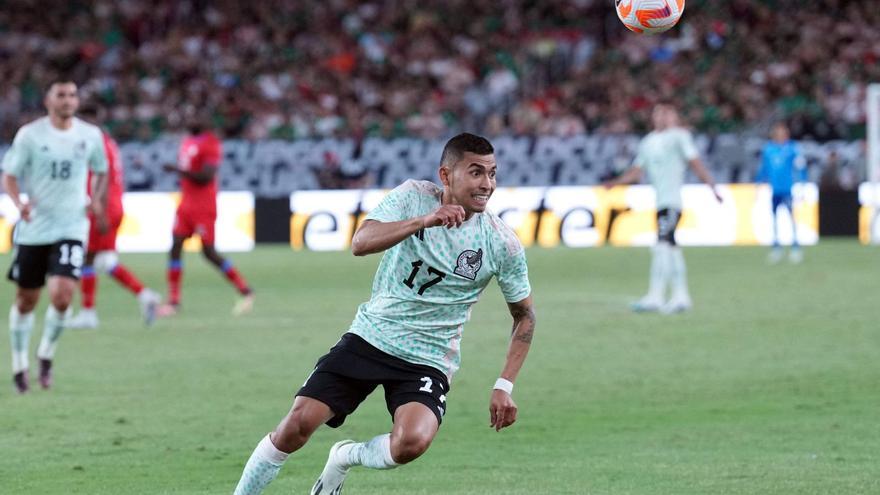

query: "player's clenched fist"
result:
(489, 389), (518, 432)
(17, 202), (32, 222)
(422, 204), (466, 229)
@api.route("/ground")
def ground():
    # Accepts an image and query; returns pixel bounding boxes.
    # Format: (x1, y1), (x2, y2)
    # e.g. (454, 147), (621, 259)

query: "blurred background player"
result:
(67, 106), (161, 329)
(2, 80), (108, 392)
(756, 122), (808, 264)
(606, 102), (722, 314)
(158, 113), (253, 317)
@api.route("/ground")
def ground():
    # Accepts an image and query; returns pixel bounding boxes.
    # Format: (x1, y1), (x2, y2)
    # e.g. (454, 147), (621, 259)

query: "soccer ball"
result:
(615, 0), (685, 34)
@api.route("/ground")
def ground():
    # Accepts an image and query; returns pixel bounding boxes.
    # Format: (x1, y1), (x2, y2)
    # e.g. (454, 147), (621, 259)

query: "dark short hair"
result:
(440, 133), (494, 168)
(654, 99), (677, 110)
(45, 78), (78, 94)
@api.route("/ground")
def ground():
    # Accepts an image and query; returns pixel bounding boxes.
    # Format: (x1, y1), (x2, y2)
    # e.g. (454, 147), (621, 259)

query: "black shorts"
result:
(297, 333), (450, 428)
(7, 240), (85, 289)
(656, 208), (682, 245)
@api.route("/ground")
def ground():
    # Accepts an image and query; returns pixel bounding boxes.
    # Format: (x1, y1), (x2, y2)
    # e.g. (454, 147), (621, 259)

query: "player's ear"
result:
(439, 165), (451, 188)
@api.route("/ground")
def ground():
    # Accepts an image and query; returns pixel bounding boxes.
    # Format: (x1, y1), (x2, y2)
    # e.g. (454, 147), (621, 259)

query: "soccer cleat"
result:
(311, 440), (355, 495)
(767, 247), (783, 265)
(156, 303), (179, 318)
(67, 309), (100, 330)
(232, 293), (255, 316)
(789, 248), (803, 264)
(13, 371), (29, 394)
(631, 295), (662, 313)
(137, 289), (161, 326)
(38, 359), (52, 390)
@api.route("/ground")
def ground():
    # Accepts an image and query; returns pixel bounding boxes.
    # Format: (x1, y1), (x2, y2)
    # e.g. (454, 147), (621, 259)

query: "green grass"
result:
(0, 241), (877, 494)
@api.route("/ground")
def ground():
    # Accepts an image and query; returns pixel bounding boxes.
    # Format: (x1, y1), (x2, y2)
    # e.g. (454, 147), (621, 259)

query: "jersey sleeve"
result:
(201, 137), (222, 167)
(2, 128), (32, 177)
(492, 222), (531, 303)
(792, 144), (807, 182)
(632, 139), (647, 169)
(678, 130), (699, 161)
(365, 181), (421, 223)
(497, 245), (531, 303)
(88, 131), (109, 174)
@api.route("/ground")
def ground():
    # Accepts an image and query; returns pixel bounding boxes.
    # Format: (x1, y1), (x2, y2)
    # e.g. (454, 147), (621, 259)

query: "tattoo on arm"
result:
(509, 304), (536, 344)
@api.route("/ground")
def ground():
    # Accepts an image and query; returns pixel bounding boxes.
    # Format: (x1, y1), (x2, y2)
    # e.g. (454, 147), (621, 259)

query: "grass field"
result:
(0, 241), (877, 494)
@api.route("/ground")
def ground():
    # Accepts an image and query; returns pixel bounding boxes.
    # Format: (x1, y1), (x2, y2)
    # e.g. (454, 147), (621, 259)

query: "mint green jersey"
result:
(349, 180), (531, 380)
(633, 127), (699, 210)
(2, 117), (108, 244)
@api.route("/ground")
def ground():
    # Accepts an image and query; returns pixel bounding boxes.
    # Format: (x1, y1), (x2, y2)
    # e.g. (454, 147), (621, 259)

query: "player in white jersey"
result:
(232, 133), (536, 495)
(2, 80), (108, 393)
(606, 102), (722, 313)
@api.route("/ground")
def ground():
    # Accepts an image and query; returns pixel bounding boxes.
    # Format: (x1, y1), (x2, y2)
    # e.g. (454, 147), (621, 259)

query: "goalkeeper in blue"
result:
(232, 133), (535, 495)
(756, 122), (808, 264)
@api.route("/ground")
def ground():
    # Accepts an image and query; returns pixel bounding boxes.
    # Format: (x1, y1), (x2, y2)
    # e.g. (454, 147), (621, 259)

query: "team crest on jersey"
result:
(74, 140), (87, 158)
(453, 248), (483, 280)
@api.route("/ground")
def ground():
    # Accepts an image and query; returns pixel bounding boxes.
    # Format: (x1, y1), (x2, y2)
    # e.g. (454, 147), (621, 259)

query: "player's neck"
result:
(48, 114), (74, 131)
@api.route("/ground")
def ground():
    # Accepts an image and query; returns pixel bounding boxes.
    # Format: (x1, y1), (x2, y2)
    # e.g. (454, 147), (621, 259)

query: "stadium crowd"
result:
(0, 0), (877, 143)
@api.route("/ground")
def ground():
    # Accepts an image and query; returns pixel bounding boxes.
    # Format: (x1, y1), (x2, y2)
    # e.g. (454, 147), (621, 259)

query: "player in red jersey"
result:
(158, 116), (253, 316)
(68, 107), (161, 329)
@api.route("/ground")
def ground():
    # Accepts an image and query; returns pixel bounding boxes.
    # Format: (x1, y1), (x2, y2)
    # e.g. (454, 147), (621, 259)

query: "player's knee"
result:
(15, 293), (38, 313)
(390, 432), (433, 464)
(201, 246), (221, 263)
(49, 292), (73, 311)
(272, 412), (319, 453)
(170, 239), (184, 258)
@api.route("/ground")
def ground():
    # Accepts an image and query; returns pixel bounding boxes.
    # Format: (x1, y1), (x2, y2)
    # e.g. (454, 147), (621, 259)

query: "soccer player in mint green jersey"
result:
(606, 102), (722, 314)
(233, 133), (536, 495)
(2, 80), (108, 393)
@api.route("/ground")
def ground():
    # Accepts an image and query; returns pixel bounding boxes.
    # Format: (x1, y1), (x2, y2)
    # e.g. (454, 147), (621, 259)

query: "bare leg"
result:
(36, 275), (76, 389)
(310, 402), (440, 494)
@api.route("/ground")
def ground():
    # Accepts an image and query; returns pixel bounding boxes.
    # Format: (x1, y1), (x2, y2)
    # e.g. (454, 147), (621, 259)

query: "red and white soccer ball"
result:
(615, 0), (685, 34)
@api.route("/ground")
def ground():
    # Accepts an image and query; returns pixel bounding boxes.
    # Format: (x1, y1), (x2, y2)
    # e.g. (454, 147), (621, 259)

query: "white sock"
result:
(646, 243), (671, 302)
(9, 306), (35, 373)
(36, 306), (70, 361)
(233, 434), (289, 495)
(339, 433), (399, 470)
(669, 247), (690, 301)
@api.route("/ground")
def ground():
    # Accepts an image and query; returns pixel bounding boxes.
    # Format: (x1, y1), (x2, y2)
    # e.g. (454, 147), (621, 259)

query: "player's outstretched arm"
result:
(162, 164), (217, 184)
(2, 174), (30, 221)
(351, 204), (466, 256)
(603, 167), (643, 188)
(688, 158), (723, 202)
(90, 172), (110, 232)
(490, 294), (536, 432)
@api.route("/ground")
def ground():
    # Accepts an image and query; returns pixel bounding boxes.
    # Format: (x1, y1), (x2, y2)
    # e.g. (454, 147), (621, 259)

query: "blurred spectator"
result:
(313, 151), (372, 190)
(819, 151), (843, 191)
(0, 0), (877, 143)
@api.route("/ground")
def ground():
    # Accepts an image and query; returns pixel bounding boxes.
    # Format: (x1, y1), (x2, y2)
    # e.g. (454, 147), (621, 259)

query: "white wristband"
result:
(493, 378), (514, 395)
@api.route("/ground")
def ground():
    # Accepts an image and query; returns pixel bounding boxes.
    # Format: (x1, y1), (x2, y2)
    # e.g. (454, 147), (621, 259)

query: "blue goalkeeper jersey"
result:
(756, 140), (806, 195)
